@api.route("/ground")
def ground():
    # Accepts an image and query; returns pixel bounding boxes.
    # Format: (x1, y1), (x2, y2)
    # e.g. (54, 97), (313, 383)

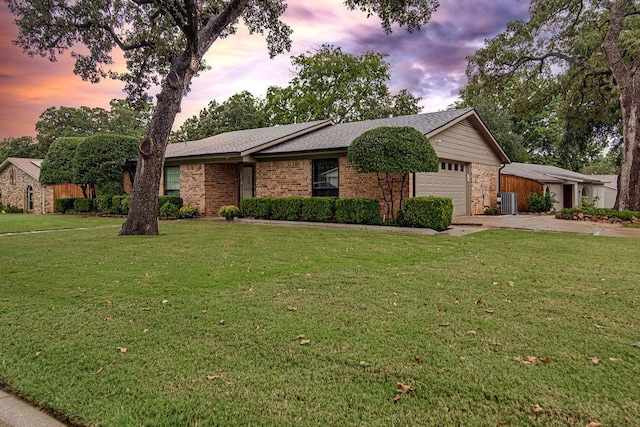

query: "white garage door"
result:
(415, 160), (469, 216)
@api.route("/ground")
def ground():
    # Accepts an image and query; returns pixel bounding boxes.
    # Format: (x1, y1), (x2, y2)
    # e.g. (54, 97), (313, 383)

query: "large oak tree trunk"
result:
(119, 60), (193, 235)
(604, 0), (640, 211)
(119, 0), (250, 235)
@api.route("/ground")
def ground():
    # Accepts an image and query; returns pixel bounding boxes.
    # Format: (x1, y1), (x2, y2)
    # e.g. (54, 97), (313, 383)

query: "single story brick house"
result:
(163, 108), (510, 217)
(0, 157), (86, 214)
(501, 162), (605, 211)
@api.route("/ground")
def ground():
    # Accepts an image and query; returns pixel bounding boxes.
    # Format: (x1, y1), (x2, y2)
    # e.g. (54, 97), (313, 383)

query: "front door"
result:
(242, 166), (254, 199)
(563, 184), (573, 208)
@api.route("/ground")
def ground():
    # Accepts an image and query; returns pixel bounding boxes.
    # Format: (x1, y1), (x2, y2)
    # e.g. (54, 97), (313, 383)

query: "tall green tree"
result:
(264, 44), (422, 124)
(171, 91), (265, 142)
(0, 137), (40, 163)
(466, 0), (640, 210)
(39, 137), (86, 194)
(6, 0), (438, 235)
(35, 100), (152, 154)
(74, 134), (139, 198)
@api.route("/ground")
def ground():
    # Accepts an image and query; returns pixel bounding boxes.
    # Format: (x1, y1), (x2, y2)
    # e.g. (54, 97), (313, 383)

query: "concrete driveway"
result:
(451, 214), (640, 238)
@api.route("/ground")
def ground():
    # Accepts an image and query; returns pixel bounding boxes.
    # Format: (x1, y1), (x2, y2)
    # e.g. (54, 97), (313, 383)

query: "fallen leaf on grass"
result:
(485, 309), (495, 314)
(594, 324), (604, 329)
(206, 375), (220, 381)
(540, 357), (551, 364)
(141, 307), (151, 311)
(35, 351), (41, 356)
(586, 422), (602, 427)
(631, 342), (640, 348)
(386, 311), (394, 315)
(200, 309), (207, 314)
(393, 381), (416, 402)
(219, 319), (225, 325)
(496, 421), (507, 426)
(527, 356), (538, 366)
(533, 404), (543, 413)
(609, 357), (621, 362)
(588, 356), (601, 365)
(106, 299), (112, 305)
(293, 334), (305, 340)
(117, 347), (127, 353)
(143, 328), (149, 333)
(104, 317), (112, 321)
(162, 299), (168, 304)
(287, 306), (297, 311)
(95, 367), (103, 374)
(475, 299), (483, 305)
(414, 354), (422, 363)
(467, 330), (477, 335)
(299, 339), (310, 345)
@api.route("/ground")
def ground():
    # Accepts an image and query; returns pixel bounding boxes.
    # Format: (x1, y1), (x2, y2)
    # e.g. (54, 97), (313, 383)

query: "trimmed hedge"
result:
(557, 207), (640, 221)
(241, 197), (273, 219)
(159, 202), (180, 218)
(335, 198), (381, 225)
(301, 197), (336, 222)
(113, 195), (131, 215)
(400, 197), (453, 231)
(55, 198), (76, 214)
(73, 198), (95, 213)
(158, 196), (183, 209)
(271, 197), (304, 221)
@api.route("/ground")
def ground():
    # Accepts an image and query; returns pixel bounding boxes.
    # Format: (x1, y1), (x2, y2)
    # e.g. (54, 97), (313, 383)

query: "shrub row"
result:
(239, 196), (454, 230)
(54, 195), (197, 218)
(557, 206), (640, 221)
(241, 197), (381, 225)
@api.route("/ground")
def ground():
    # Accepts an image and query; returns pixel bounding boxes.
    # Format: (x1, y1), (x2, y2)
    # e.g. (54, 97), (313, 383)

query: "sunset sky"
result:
(0, 1), (530, 140)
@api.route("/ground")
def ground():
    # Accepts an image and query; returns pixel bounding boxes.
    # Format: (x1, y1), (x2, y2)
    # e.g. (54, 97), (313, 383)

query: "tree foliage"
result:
(465, 0), (640, 210)
(0, 137), (40, 163)
(264, 44), (422, 124)
(74, 134), (138, 197)
(171, 91), (266, 142)
(347, 126), (437, 219)
(39, 137), (85, 185)
(35, 100), (152, 154)
(6, 0), (439, 234)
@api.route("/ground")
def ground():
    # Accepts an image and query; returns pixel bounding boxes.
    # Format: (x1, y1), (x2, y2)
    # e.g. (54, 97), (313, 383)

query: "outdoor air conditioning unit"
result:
(498, 192), (518, 215)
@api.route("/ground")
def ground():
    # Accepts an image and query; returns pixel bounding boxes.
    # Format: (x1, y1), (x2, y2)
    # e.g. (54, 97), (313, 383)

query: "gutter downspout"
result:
(498, 163), (506, 193)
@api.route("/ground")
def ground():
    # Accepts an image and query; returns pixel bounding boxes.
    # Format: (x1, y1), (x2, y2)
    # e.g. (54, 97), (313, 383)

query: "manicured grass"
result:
(0, 213), (123, 234)
(1, 217), (639, 426)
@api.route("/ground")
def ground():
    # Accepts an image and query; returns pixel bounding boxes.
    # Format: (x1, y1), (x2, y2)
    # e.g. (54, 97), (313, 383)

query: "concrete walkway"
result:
(2, 213), (638, 427)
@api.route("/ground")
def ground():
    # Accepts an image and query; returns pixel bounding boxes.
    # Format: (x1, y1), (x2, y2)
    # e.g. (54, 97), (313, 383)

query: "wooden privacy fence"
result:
(53, 183), (86, 200)
(500, 175), (543, 212)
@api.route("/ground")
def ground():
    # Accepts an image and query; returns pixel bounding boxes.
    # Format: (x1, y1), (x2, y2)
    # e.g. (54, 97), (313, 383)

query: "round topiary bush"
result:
(218, 205), (240, 221)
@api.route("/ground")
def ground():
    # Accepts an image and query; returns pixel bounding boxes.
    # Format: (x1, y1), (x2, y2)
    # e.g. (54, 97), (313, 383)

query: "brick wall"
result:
(0, 165), (52, 214)
(255, 159), (312, 197)
(205, 163), (239, 216)
(470, 163), (498, 215)
(178, 164), (206, 214)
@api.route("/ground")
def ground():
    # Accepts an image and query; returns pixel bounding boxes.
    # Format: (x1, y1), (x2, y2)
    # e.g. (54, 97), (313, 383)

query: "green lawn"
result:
(1, 216), (638, 426)
(0, 213), (123, 234)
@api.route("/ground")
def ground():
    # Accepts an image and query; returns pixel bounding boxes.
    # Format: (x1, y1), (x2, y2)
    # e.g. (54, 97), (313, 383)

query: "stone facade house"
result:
(0, 157), (86, 214)
(163, 108), (510, 217)
(0, 158), (52, 214)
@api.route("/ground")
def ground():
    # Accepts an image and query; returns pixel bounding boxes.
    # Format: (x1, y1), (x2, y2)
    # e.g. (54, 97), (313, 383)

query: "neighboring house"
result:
(163, 108), (510, 217)
(0, 157), (85, 214)
(590, 175), (618, 209)
(501, 162), (605, 211)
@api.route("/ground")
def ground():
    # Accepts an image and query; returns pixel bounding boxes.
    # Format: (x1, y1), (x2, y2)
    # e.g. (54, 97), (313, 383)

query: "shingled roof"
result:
(0, 157), (43, 181)
(257, 108), (478, 155)
(502, 162), (603, 184)
(165, 120), (332, 159)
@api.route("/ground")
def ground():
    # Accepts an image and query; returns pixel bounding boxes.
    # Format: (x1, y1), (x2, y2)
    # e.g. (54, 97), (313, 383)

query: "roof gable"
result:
(502, 162), (603, 184)
(165, 120), (332, 159)
(256, 109), (510, 163)
(0, 157), (43, 181)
